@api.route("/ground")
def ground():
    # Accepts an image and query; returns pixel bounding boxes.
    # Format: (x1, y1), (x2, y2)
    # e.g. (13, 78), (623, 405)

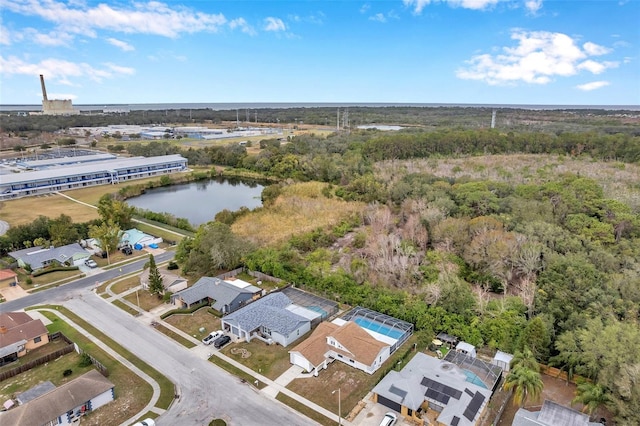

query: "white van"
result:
(132, 419), (155, 426)
(379, 412), (398, 426)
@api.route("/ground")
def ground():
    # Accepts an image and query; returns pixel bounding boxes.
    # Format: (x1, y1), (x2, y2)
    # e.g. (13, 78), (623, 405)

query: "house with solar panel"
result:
(220, 292), (322, 347)
(372, 351), (502, 426)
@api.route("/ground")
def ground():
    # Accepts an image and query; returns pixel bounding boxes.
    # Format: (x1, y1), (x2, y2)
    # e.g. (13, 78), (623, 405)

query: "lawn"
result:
(163, 308), (221, 340)
(286, 334), (419, 419)
(153, 323), (196, 349)
(0, 193), (99, 226)
(276, 392), (334, 426)
(0, 351), (96, 403)
(112, 299), (140, 316)
(123, 289), (165, 311)
(220, 333), (306, 380)
(109, 275), (141, 294)
(0, 337), (72, 374)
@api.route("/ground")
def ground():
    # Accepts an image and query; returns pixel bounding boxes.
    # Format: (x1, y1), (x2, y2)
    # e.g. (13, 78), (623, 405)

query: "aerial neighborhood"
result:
(0, 95), (638, 426)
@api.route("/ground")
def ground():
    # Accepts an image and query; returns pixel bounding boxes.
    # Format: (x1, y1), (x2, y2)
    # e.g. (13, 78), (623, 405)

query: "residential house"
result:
(8, 243), (90, 272)
(139, 269), (187, 294)
(289, 321), (391, 375)
(0, 269), (18, 287)
(372, 352), (498, 426)
(0, 311), (49, 366)
(0, 369), (115, 425)
(221, 292), (320, 347)
(171, 276), (262, 313)
(513, 400), (604, 426)
(119, 228), (162, 249)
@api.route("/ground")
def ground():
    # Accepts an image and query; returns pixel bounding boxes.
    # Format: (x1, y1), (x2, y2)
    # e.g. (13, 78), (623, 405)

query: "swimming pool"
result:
(306, 305), (328, 318)
(463, 369), (488, 389)
(354, 317), (404, 339)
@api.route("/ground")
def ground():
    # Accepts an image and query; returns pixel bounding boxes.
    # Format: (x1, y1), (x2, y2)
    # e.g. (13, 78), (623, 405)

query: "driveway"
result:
(63, 291), (315, 426)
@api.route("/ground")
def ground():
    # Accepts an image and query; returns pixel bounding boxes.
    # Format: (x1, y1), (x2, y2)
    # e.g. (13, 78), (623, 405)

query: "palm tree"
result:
(573, 382), (611, 416)
(510, 347), (540, 372)
(503, 366), (544, 406)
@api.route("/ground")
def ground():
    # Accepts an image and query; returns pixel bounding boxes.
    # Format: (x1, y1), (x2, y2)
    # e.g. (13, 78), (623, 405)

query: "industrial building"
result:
(0, 154), (187, 200)
(39, 75), (78, 115)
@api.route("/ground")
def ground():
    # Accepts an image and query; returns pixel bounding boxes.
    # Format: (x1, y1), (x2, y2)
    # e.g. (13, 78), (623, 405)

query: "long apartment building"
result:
(0, 154), (188, 200)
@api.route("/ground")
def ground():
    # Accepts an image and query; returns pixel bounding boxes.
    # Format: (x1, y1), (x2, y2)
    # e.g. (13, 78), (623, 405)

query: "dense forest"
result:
(2, 109), (639, 423)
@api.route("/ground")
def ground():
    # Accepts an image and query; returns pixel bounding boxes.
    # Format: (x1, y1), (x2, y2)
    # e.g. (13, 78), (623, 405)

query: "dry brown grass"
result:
(232, 182), (365, 246)
(163, 308), (221, 339)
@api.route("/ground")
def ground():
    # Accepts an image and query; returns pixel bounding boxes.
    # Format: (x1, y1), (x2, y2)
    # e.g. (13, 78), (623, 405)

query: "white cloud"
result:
(577, 60), (618, 74)
(0, 55), (135, 83)
(583, 41), (610, 56)
(457, 30), (618, 85)
(403, 0), (500, 13)
(360, 3), (371, 13)
(107, 37), (134, 51)
(370, 13), (387, 22)
(229, 18), (256, 35)
(576, 81), (610, 91)
(1, 0), (227, 38)
(264, 17), (286, 32)
(104, 63), (135, 75)
(524, 0), (543, 14)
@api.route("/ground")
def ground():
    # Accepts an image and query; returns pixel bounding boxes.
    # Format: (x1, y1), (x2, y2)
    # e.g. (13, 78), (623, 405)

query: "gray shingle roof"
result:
(0, 370), (114, 425)
(223, 292), (309, 336)
(173, 276), (260, 307)
(8, 243), (89, 270)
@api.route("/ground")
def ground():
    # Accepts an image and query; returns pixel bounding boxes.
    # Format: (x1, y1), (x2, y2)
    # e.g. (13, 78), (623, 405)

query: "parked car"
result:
(379, 412), (398, 426)
(213, 335), (231, 349)
(85, 259), (98, 268)
(122, 246), (133, 255)
(131, 418), (155, 426)
(202, 330), (224, 345)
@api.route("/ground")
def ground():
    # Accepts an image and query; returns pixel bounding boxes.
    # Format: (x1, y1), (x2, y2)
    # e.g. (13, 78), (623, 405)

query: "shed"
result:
(456, 341), (477, 358)
(492, 350), (514, 372)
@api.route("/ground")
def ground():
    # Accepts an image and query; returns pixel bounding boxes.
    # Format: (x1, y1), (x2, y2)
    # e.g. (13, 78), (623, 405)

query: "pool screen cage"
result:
(341, 306), (414, 354)
(443, 350), (503, 391)
(279, 286), (339, 320)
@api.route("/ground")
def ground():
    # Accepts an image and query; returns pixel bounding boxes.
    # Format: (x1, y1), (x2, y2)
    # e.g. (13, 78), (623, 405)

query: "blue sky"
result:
(0, 0), (638, 105)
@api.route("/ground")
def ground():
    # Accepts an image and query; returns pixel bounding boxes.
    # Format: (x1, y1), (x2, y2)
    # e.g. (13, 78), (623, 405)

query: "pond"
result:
(126, 178), (265, 226)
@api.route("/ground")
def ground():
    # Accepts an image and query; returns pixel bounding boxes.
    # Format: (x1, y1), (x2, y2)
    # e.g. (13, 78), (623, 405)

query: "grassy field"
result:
(112, 299), (140, 316)
(232, 182), (365, 246)
(208, 355), (266, 389)
(153, 323), (196, 348)
(0, 193), (99, 226)
(109, 275), (141, 294)
(163, 308), (221, 340)
(123, 289), (165, 311)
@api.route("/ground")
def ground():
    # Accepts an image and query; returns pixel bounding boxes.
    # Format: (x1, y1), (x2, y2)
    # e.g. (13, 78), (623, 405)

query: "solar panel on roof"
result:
(463, 392), (486, 421)
(465, 388), (474, 397)
(451, 416), (460, 426)
(420, 377), (462, 400)
(425, 388), (450, 405)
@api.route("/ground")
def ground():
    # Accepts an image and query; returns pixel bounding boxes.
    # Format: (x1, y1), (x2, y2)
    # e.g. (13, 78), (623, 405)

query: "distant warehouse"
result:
(0, 154), (187, 200)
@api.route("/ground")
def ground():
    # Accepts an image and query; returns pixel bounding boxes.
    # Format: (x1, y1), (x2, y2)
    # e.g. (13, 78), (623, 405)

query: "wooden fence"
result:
(0, 332), (74, 382)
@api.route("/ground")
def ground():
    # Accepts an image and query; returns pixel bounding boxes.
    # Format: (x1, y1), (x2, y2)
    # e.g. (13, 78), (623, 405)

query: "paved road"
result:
(1, 251), (314, 426)
(64, 293), (313, 426)
(1, 251), (175, 312)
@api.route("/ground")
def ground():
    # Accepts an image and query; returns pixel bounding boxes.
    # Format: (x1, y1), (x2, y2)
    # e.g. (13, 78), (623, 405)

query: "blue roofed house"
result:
(170, 276), (262, 313)
(221, 292), (320, 347)
(119, 228), (162, 249)
(372, 352), (497, 426)
(9, 243), (90, 273)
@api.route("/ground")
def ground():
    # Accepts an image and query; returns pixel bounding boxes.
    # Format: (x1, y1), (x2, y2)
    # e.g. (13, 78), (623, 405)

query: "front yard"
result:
(163, 307), (221, 340)
(219, 334), (302, 380)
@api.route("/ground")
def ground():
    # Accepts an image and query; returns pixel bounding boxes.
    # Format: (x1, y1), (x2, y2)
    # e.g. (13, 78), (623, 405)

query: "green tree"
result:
(48, 214), (79, 247)
(517, 316), (552, 363)
(572, 382), (611, 416)
(89, 220), (121, 265)
(503, 366), (544, 406)
(97, 195), (135, 229)
(147, 254), (164, 295)
(510, 347), (541, 372)
(182, 222), (253, 275)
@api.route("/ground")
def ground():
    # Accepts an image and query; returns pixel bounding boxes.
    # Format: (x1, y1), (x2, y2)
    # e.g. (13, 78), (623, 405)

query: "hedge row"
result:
(160, 301), (209, 319)
(32, 266), (79, 277)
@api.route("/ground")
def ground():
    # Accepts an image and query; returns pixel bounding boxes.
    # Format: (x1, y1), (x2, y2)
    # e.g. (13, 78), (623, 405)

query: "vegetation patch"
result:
(232, 182), (365, 246)
(152, 323), (196, 348)
(219, 336), (297, 380)
(163, 308), (221, 339)
(275, 392), (334, 426)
